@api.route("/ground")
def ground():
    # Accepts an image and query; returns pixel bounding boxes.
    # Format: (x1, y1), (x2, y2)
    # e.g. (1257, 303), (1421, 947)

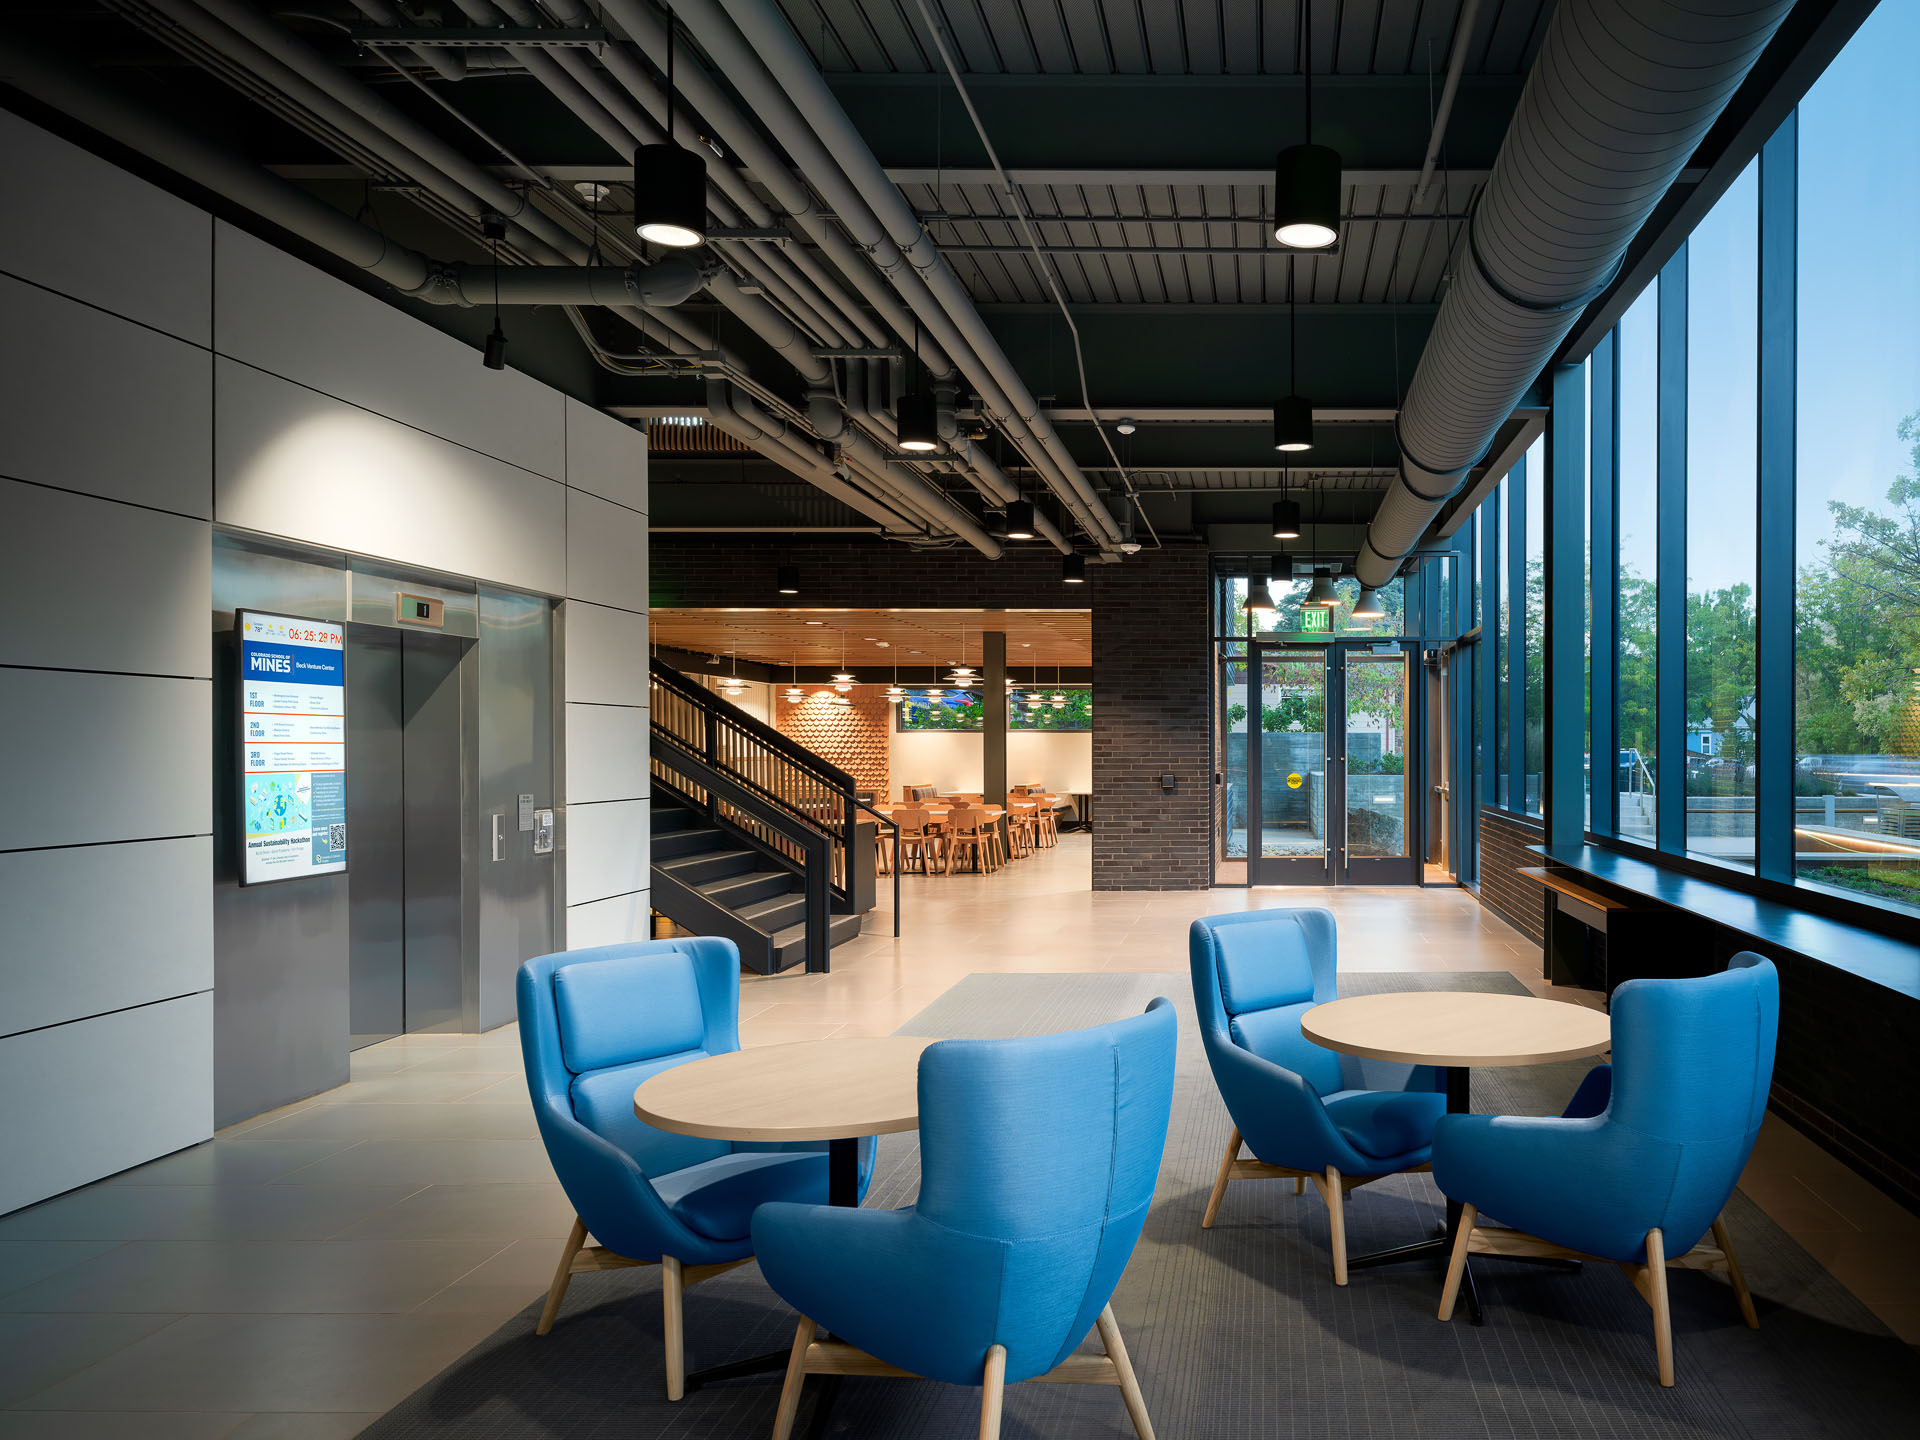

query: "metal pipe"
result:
(704, 380), (920, 534)
(709, 0), (1125, 550)
(839, 431), (1003, 558)
(1356, 0), (1795, 588)
(1412, 0), (1482, 206)
(948, 441), (1074, 554)
(346, 0), (467, 83)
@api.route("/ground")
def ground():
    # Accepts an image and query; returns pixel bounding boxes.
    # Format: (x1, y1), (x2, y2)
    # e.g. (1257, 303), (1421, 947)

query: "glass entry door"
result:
(1247, 641), (1418, 886)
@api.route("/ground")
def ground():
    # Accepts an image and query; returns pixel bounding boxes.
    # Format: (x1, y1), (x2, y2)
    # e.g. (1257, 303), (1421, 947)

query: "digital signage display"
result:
(238, 610), (347, 885)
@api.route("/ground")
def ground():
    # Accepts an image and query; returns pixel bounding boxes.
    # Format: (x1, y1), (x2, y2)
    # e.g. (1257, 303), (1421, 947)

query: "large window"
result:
(1686, 161), (1760, 865)
(1615, 285), (1660, 843)
(1793, 1), (1920, 913)
(1493, 477), (1510, 809)
(1523, 437), (1545, 815)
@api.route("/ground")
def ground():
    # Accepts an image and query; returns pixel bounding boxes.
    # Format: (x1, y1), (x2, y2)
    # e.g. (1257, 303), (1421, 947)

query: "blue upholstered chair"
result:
(517, 937), (871, 1400)
(1190, 909), (1445, 1283)
(1432, 954), (1778, 1386)
(750, 1000), (1178, 1440)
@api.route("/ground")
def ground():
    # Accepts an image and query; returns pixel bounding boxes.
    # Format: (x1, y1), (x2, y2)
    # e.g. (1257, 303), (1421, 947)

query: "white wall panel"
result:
(562, 602), (650, 707)
(213, 225), (564, 480)
(1008, 731), (1093, 793)
(565, 398), (646, 512)
(565, 891), (652, 950)
(0, 670), (210, 850)
(564, 798), (651, 906)
(0, 276), (213, 518)
(0, 481), (211, 677)
(564, 703), (650, 804)
(215, 359), (567, 596)
(564, 490), (650, 614)
(0, 838), (213, 1038)
(0, 111), (211, 345)
(0, 993), (213, 1215)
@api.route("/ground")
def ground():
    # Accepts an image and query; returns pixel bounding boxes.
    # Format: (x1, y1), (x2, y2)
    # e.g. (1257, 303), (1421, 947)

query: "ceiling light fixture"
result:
(1272, 496), (1302, 539)
(1115, 417), (1137, 435)
(1243, 561), (1276, 613)
(1302, 568), (1340, 608)
(777, 564), (799, 596)
(1273, 0), (1340, 250)
(1350, 586), (1386, 620)
(1062, 553), (1087, 585)
(1273, 257), (1314, 452)
(1002, 499), (1036, 540)
(896, 315), (939, 452)
(481, 211), (507, 370)
(632, 7), (707, 248)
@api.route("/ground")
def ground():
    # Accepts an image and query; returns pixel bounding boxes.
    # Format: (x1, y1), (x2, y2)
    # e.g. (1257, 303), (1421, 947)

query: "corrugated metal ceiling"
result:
(773, 0), (1554, 76)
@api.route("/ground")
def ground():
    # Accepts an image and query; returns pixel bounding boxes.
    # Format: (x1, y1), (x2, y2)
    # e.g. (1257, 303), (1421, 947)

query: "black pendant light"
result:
(1062, 553), (1087, 585)
(776, 564), (800, 596)
(1272, 495), (1302, 540)
(482, 215), (507, 370)
(897, 316), (939, 452)
(633, 7), (707, 249)
(1273, 261), (1314, 451)
(1274, 0), (1340, 250)
(1002, 499), (1036, 540)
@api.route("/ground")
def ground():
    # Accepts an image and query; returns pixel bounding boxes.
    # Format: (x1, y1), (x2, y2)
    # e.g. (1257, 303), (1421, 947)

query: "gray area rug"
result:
(358, 971), (1919, 1438)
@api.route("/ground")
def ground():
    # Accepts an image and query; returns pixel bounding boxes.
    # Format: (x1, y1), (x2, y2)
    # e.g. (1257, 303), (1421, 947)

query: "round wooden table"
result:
(634, 1036), (933, 1206)
(1301, 991), (1610, 1323)
(633, 1036), (934, 1393)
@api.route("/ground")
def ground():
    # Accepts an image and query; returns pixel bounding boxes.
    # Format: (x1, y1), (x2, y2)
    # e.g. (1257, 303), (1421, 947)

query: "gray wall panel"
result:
(0, 111), (212, 346)
(565, 398), (646, 512)
(564, 490), (650, 614)
(214, 224), (565, 481)
(564, 702), (650, 804)
(215, 359), (568, 597)
(0, 480), (211, 677)
(0, 993), (213, 1215)
(562, 602), (649, 707)
(0, 275), (213, 519)
(0, 670), (211, 849)
(0, 838), (213, 1037)
(564, 798), (650, 907)
(564, 889), (651, 950)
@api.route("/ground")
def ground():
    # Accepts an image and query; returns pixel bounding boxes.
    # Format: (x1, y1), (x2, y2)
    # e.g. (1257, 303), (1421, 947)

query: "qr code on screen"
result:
(329, 824), (347, 850)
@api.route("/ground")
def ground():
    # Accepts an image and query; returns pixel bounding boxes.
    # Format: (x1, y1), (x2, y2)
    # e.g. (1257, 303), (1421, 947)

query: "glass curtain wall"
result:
(1616, 287), (1660, 843)
(1792, 1), (1920, 912)
(1524, 438), (1545, 815)
(1493, 477), (1510, 808)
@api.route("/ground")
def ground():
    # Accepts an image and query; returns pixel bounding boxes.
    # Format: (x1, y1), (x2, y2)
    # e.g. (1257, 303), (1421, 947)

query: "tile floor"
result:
(0, 835), (1912, 1436)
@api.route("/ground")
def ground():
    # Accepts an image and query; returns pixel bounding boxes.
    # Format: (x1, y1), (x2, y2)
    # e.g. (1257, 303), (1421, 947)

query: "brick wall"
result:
(776, 688), (890, 798)
(1478, 808), (1546, 948)
(1091, 544), (1212, 891)
(653, 540), (1067, 610)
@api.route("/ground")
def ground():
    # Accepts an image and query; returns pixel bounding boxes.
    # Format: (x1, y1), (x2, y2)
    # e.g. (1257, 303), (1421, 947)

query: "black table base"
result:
(684, 1137), (861, 1395)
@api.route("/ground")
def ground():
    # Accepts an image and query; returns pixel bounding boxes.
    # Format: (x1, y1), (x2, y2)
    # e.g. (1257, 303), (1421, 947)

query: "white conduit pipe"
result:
(1357, 0), (1795, 588)
(710, 0), (1124, 550)
(1412, 0), (1482, 206)
(703, 381), (921, 535)
(837, 432), (1004, 558)
(949, 442), (1075, 555)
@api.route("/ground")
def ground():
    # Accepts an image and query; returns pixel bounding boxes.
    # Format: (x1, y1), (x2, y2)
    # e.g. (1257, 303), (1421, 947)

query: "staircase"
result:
(651, 793), (863, 974)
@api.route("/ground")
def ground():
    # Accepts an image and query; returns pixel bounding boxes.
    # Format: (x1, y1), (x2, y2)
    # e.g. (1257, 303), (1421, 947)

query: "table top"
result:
(872, 802), (1006, 822)
(1300, 991), (1611, 1068)
(633, 1036), (934, 1142)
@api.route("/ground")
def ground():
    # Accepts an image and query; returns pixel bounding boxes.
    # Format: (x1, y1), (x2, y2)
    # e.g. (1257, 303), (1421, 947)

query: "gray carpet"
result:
(358, 972), (1920, 1439)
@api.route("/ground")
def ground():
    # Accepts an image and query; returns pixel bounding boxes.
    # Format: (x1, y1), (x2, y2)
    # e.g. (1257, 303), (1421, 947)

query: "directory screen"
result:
(238, 610), (347, 885)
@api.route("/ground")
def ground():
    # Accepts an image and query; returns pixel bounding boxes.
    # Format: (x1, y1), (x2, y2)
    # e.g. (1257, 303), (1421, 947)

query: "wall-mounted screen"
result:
(238, 609), (347, 885)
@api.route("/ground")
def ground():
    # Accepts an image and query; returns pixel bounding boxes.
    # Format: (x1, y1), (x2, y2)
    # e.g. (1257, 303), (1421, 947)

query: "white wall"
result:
(888, 729), (1091, 802)
(0, 110), (651, 1211)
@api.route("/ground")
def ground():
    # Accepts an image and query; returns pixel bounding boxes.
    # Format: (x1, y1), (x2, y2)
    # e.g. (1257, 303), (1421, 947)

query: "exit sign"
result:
(1299, 607), (1331, 632)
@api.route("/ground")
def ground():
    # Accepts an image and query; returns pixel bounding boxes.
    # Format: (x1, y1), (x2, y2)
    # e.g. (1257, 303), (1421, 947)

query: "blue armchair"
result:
(1432, 954), (1778, 1386)
(517, 937), (871, 1399)
(750, 1000), (1178, 1440)
(1191, 909), (1445, 1283)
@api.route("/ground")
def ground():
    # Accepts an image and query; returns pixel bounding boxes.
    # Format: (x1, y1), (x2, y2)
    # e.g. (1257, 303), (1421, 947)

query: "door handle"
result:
(491, 813), (505, 862)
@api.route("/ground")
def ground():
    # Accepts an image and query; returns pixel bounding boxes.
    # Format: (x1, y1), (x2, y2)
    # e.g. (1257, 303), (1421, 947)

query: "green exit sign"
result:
(1298, 607), (1331, 632)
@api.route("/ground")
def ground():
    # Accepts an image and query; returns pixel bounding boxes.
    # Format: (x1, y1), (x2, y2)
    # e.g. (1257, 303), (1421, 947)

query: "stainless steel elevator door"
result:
(345, 627), (468, 1047)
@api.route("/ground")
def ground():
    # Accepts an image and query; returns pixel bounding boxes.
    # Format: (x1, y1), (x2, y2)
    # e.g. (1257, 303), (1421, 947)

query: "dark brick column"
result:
(1089, 544), (1212, 890)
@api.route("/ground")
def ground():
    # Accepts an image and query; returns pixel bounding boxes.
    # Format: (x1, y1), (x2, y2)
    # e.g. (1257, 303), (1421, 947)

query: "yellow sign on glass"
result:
(1287, 773), (1304, 790)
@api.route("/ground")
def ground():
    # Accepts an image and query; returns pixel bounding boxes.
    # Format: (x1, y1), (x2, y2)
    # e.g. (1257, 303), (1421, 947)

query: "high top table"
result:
(1300, 991), (1610, 1324)
(634, 1036), (932, 1390)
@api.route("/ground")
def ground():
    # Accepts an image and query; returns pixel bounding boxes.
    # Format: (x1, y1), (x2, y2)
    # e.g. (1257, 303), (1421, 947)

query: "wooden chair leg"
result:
(1201, 1128), (1241, 1229)
(1438, 1203), (1477, 1321)
(1095, 1304), (1155, 1440)
(1646, 1229), (1674, 1387)
(770, 1316), (817, 1440)
(978, 1344), (1008, 1440)
(1713, 1216), (1759, 1329)
(1324, 1165), (1348, 1286)
(536, 1215), (588, 1336)
(663, 1254), (687, 1401)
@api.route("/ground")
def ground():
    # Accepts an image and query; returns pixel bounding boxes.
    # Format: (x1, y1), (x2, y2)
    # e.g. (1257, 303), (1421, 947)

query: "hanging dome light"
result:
(1051, 697), (1067, 709)
(1272, 498), (1303, 539)
(833, 693), (852, 707)
(949, 665), (975, 678)
(954, 677), (972, 689)
(1302, 568), (1340, 608)
(885, 684), (906, 700)
(833, 682), (853, 693)
(784, 686), (803, 701)
(926, 688), (945, 700)
(1243, 568), (1276, 612)
(632, 144), (707, 249)
(1350, 587), (1386, 620)
(831, 671), (855, 683)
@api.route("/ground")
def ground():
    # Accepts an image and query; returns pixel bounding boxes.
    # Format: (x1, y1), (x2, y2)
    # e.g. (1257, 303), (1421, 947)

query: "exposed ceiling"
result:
(0, 0), (1833, 560)
(651, 606), (1091, 669)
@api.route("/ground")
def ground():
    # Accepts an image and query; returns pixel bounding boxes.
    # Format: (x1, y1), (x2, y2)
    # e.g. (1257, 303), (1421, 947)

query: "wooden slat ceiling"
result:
(651, 608), (1093, 669)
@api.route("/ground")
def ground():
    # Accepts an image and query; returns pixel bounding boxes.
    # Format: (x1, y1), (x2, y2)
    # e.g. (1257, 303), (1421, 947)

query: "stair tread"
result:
(769, 914), (865, 947)
(736, 894), (806, 923)
(658, 846), (753, 870)
(697, 869), (797, 897)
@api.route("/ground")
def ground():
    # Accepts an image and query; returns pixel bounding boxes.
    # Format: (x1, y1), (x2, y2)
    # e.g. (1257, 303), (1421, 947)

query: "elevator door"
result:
(347, 628), (468, 1048)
